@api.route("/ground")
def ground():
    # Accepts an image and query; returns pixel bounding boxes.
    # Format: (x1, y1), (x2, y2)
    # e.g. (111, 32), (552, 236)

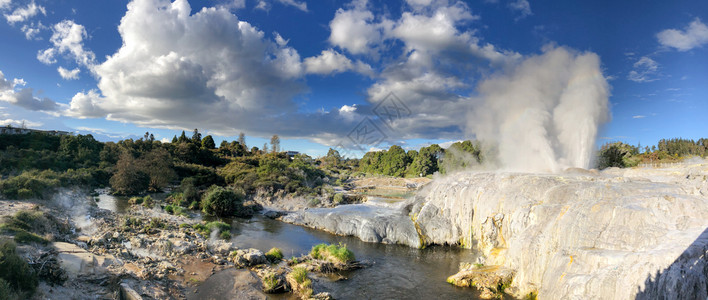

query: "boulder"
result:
(231, 249), (267, 267)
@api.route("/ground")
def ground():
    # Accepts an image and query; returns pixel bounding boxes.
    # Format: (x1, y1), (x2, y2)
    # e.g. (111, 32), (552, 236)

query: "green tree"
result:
(191, 129), (202, 144)
(178, 131), (189, 143)
(270, 135), (280, 153)
(109, 152), (150, 195)
(202, 135), (216, 149)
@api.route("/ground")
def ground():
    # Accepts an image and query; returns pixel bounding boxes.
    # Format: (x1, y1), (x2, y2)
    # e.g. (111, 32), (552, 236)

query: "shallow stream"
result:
(97, 192), (483, 299)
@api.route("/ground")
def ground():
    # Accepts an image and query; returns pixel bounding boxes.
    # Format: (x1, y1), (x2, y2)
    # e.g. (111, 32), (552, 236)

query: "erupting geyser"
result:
(468, 46), (610, 172)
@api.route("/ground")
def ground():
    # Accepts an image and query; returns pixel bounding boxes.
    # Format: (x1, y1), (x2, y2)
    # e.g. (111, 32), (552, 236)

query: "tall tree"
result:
(202, 135), (216, 149)
(178, 131), (189, 143)
(191, 129), (202, 144)
(263, 143), (269, 154)
(270, 134), (280, 153)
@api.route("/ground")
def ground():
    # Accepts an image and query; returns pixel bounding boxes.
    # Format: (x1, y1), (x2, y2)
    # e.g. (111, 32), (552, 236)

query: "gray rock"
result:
(231, 248), (267, 267)
(187, 268), (266, 300)
(281, 203), (422, 248)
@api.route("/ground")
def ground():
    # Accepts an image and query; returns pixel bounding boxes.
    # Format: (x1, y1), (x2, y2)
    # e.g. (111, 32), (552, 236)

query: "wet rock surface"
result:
(281, 203), (422, 248)
(278, 163), (708, 299)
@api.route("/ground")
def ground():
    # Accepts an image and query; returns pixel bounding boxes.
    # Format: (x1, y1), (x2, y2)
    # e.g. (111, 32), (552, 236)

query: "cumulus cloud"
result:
(328, 0), (389, 55)
(0, 0), (11, 10)
(467, 46), (610, 173)
(57, 66), (80, 80)
(0, 118), (42, 128)
(39, 20), (96, 67)
(627, 56), (659, 82)
(304, 49), (372, 75)
(65, 0), (324, 136)
(4, 1), (45, 24)
(0, 70), (62, 112)
(657, 18), (708, 51)
(508, 0), (532, 19)
(20, 21), (44, 40)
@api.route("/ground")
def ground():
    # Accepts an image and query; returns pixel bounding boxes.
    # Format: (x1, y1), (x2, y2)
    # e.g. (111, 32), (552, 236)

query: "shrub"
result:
(0, 240), (38, 297)
(128, 196), (143, 205)
(332, 193), (344, 205)
(201, 185), (244, 217)
(0, 170), (61, 199)
(265, 247), (283, 261)
(310, 243), (354, 263)
(0, 210), (66, 244)
(142, 195), (154, 208)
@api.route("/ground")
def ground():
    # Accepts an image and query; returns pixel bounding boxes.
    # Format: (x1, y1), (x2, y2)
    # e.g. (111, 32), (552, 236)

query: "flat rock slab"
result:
(187, 268), (266, 300)
(53, 242), (117, 278)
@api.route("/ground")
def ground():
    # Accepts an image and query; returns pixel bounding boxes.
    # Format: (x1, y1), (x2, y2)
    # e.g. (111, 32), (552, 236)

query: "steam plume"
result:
(467, 46), (610, 173)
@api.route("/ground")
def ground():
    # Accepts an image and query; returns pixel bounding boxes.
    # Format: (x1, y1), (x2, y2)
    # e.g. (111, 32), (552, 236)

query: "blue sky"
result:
(0, 0), (706, 158)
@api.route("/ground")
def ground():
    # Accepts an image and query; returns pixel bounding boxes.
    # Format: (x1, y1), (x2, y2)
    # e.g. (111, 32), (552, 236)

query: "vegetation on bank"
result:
(310, 243), (355, 264)
(1, 128), (705, 204)
(597, 138), (708, 169)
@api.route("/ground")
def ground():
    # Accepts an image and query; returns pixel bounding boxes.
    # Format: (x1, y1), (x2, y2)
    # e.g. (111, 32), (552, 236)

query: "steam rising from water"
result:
(468, 46), (610, 173)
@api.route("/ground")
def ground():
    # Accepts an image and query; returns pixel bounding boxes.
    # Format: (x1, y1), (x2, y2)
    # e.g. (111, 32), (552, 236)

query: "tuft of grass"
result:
(291, 266), (308, 284)
(310, 243), (355, 263)
(193, 221), (231, 240)
(261, 272), (279, 292)
(142, 195), (154, 208)
(265, 247), (283, 262)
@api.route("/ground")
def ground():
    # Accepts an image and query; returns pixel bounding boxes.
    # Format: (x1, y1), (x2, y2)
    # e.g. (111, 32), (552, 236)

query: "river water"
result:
(96, 192), (483, 299)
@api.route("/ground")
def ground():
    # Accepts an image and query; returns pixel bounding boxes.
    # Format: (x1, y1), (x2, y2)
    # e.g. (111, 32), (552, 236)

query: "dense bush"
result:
(201, 186), (244, 217)
(597, 142), (640, 169)
(0, 240), (38, 298)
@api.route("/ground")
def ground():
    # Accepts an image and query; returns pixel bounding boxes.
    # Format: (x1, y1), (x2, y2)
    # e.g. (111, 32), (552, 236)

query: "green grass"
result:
(310, 243), (355, 263)
(262, 272), (279, 292)
(192, 221), (231, 240)
(265, 247), (283, 261)
(291, 266), (308, 284)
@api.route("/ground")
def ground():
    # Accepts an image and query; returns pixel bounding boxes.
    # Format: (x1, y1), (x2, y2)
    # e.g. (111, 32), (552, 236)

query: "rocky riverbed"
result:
(0, 189), (363, 299)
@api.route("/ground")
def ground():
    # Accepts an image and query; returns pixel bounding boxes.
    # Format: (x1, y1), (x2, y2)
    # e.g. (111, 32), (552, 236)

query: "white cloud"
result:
(508, 0), (532, 19)
(0, 0), (11, 10)
(65, 0), (322, 136)
(36, 48), (56, 64)
(328, 1), (389, 55)
(657, 18), (708, 51)
(20, 21), (44, 39)
(57, 67), (80, 80)
(4, 1), (45, 24)
(632, 115), (646, 119)
(304, 49), (372, 75)
(0, 118), (42, 128)
(45, 20), (96, 67)
(253, 0), (307, 12)
(276, 0), (307, 12)
(627, 56), (659, 82)
(0, 70), (62, 112)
